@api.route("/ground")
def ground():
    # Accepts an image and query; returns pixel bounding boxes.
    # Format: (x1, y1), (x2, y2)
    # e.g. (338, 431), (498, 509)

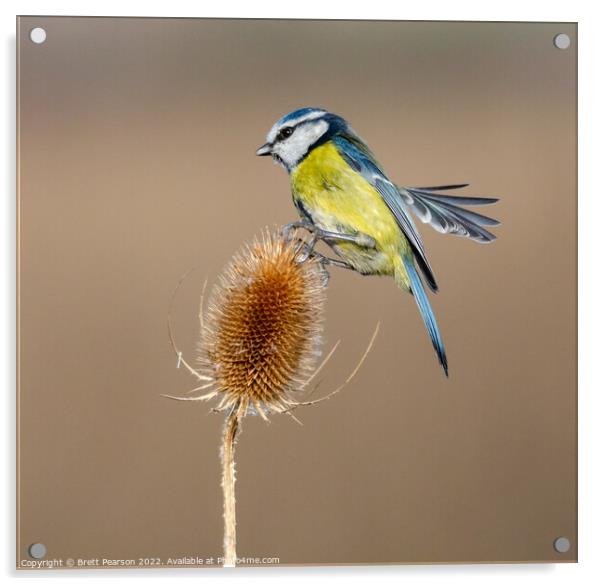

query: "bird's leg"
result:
(283, 219), (377, 264)
(316, 228), (377, 250)
(311, 251), (355, 271)
(282, 220), (376, 250)
(302, 252), (354, 287)
(297, 228), (377, 261)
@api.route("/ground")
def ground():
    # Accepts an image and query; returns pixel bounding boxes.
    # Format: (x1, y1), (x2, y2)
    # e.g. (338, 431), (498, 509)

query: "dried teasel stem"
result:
(221, 402), (242, 567)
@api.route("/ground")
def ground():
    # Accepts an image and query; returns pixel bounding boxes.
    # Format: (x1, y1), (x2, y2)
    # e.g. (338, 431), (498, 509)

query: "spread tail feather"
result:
(401, 256), (449, 377)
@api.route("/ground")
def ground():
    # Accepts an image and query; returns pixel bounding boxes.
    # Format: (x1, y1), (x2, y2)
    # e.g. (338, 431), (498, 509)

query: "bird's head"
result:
(256, 107), (348, 171)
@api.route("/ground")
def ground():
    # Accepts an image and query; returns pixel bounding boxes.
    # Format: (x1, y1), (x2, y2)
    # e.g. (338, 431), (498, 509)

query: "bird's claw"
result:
(295, 234), (318, 263)
(281, 221), (313, 242)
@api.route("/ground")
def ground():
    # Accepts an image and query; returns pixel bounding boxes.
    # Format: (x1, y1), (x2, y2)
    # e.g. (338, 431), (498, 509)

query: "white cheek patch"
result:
(275, 120), (329, 168)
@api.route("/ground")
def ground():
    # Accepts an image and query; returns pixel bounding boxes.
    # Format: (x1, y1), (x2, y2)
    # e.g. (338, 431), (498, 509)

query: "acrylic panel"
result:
(16, 17), (577, 568)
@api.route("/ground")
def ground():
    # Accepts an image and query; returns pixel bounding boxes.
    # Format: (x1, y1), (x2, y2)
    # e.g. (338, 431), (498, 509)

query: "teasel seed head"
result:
(197, 228), (327, 420)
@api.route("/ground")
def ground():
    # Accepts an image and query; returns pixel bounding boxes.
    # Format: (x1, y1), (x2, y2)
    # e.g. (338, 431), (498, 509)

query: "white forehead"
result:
(266, 110), (327, 143)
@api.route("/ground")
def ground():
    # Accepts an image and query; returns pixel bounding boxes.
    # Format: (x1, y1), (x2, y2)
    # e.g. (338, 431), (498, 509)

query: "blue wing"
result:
(332, 133), (439, 293)
(399, 186), (500, 243)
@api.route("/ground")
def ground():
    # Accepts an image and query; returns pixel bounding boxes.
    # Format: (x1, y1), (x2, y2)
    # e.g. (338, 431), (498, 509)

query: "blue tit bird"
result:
(256, 107), (499, 376)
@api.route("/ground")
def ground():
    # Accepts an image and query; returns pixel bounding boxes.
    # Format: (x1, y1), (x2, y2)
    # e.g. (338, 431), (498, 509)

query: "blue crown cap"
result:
(279, 107), (327, 125)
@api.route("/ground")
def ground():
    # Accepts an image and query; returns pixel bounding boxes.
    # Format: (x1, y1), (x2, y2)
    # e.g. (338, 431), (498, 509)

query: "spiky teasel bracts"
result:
(196, 230), (327, 421)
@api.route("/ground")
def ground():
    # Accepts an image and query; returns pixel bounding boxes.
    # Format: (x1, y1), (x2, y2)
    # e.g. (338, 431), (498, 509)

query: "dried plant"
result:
(164, 228), (379, 567)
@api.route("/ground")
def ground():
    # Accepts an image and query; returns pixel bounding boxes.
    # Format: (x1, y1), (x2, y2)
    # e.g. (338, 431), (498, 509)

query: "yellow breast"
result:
(290, 142), (408, 275)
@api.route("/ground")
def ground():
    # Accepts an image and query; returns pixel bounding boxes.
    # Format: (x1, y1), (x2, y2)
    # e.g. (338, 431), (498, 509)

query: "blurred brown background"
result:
(17, 17), (576, 567)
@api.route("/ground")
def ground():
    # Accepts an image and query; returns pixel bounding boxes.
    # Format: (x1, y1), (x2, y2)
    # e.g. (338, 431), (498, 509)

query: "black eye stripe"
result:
(277, 126), (294, 141)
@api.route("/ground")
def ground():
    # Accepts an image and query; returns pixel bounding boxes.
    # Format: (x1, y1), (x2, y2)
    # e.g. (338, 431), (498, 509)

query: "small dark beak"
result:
(256, 143), (272, 156)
